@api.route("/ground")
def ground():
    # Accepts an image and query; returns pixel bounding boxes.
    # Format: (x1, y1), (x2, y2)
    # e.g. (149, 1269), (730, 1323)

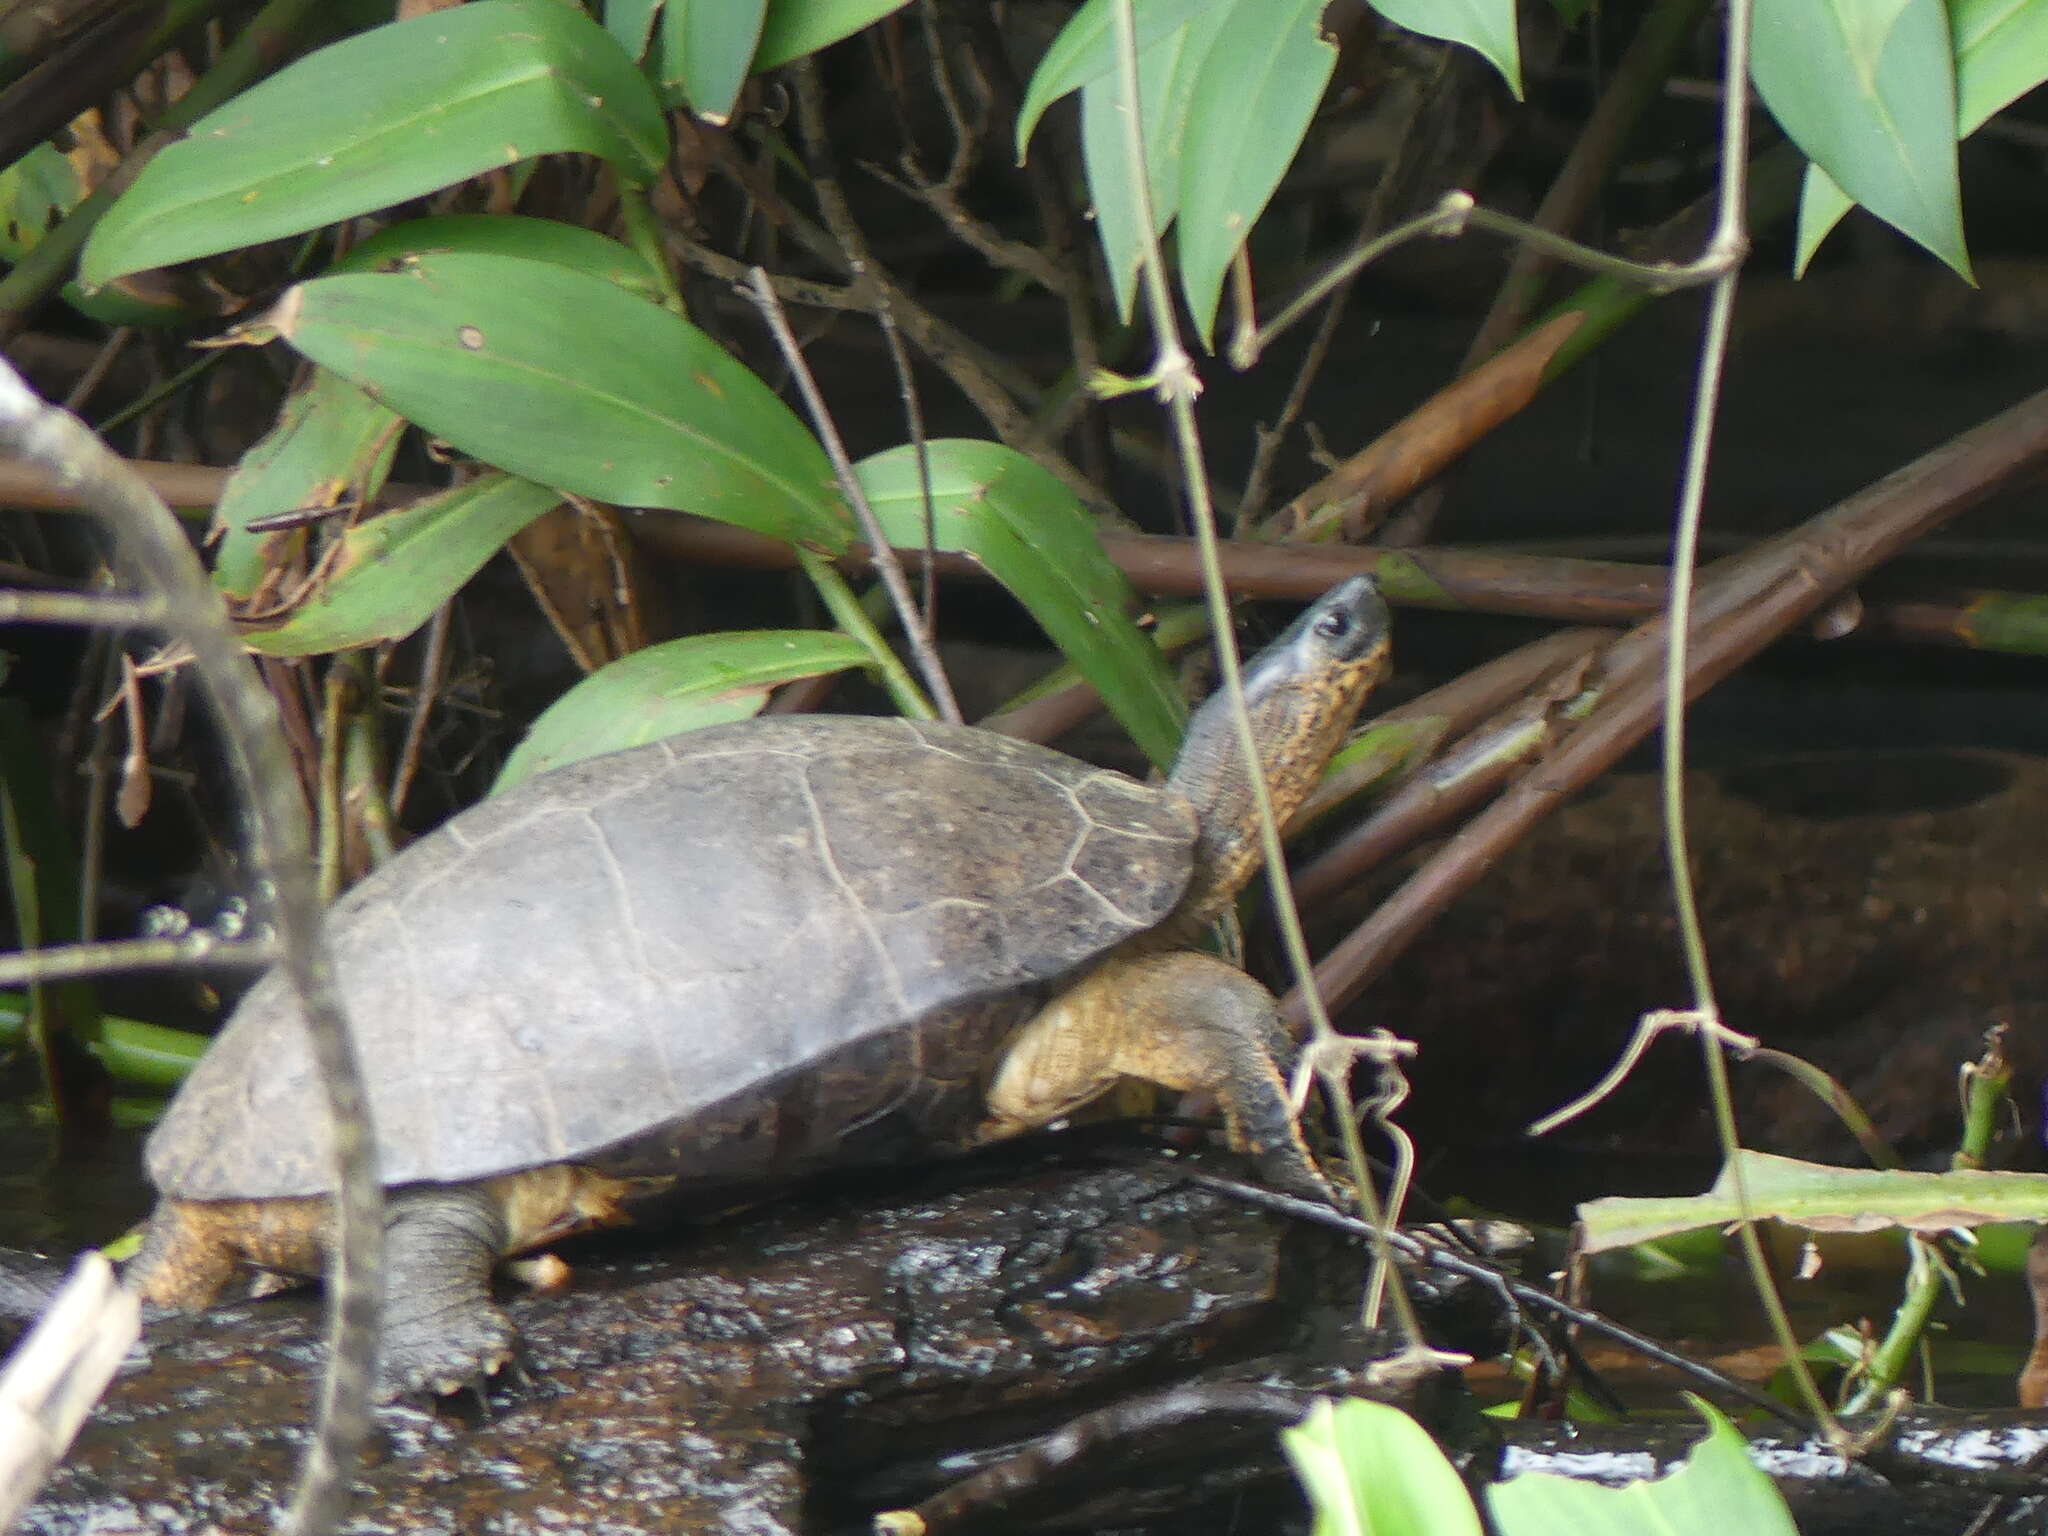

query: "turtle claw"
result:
(376, 1301), (518, 1404)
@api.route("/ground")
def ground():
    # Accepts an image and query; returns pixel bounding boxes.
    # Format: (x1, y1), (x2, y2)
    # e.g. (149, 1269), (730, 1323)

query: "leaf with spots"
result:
(241, 473), (563, 657)
(267, 252), (851, 552)
(337, 215), (667, 304)
(212, 367), (404, 606)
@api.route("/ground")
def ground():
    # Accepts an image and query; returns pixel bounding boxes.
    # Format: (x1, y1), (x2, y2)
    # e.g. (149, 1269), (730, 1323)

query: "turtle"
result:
(128, 576), (1391, 1396)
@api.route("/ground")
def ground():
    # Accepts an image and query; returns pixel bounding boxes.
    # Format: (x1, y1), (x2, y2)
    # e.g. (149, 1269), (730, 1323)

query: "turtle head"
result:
(1229, 575), (1390, 728)
(1158, 577), (1391, 938)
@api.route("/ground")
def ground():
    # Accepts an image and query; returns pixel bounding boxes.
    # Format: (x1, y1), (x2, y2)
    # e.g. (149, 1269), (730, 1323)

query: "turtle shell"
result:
(147, 716), (1197, 1200)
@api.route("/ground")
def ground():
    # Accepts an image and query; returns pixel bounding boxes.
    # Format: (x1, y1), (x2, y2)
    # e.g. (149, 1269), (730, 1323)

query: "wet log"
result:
(11, 1150), (1483, 1535)
(14, 1147), (2047, 1533)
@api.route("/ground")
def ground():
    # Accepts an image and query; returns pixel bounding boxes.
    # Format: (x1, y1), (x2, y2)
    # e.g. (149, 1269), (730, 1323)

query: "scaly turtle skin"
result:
(129, 577), (1391, 1396)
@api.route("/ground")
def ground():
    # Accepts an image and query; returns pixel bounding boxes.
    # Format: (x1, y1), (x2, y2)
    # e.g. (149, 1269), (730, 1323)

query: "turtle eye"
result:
(1313, 610), (1352, 640)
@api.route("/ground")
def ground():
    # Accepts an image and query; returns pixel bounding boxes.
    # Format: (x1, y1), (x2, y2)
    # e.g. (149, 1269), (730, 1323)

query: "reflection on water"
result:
(0, 1098), (151, 1256)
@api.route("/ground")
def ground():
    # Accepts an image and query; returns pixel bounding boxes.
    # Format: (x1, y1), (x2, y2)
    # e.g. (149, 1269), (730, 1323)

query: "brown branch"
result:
(1290, 627), (1609, 852)
(386, 600), (448, 823)
(1338, 146), (1805, 549)
(1258, 309), (1587, 541)
(667, 239), (864, 311)
(1289, 385), (2048, 1024)
(620, 511), (1669, 621)
(13, 457), (2048, 659)
(865, 157), (1070, 295)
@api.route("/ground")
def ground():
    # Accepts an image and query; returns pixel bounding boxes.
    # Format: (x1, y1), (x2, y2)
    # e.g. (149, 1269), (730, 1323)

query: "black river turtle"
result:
(129, 577), (1390, 1395)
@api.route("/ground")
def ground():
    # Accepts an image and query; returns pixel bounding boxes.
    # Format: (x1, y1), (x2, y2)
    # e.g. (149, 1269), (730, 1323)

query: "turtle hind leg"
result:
(127, 1201), (239, 1308)
(379, 1182), (515, 1400)
(126, 1196), (323, 1309)
(978, 950), (1335, 1203)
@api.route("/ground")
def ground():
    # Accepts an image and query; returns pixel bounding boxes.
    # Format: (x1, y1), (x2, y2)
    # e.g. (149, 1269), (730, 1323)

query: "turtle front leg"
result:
(978, 951), (1335, 1202)
(380, 1182), (515, 1399)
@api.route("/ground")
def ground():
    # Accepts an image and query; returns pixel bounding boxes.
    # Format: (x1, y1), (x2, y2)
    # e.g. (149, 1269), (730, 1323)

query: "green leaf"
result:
(1177, 0), (1337, 346)
(1795, 0), (2048, 270)
(493, 628), (872, 790)
(1282, 1398), (1486, 1536)
(1486, 1398), (1798, 1536)
(0, 991), (202, 1094)
(1369, 0), (1523, 97)
(854, 440), (1184, 768)
(1015, 0), (1237, 156)
(0, 144), (78, 261)
(1756, 0), (1971, 278)
(754, 0), (914, 70)
(1792, 165), (1861, 276)
(213, 369), (404, 603)
(269, 251), (851, 551)
(1578, 1150), (2048, 1253)
(606, 0), (661, 57)
(338, 215), (665, 302)
(651, 0), (768, 120)
(242, 474), (562, 656)
(1080, 7), (1229, 321)
(81, 0), (668, 287)
(1953, 0), (2048, 130)
(0, 145), (196, 326)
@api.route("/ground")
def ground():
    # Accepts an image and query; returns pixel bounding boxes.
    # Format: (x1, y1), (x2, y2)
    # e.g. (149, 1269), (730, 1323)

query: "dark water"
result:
(0, 1096), (152, 1255)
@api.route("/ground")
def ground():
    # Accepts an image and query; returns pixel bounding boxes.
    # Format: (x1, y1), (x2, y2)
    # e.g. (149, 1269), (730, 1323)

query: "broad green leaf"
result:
(1370, 0), (1523, 97)
(1015, 0), (1237, 156)
(1953, 0), (2048, 129)
(242, 474), (560, 656)
(1177, 0), (1336, 345)
(268, 252), (851, 551)
(754, 0), (914, 70)
(606, 0), (661, 57)
(1756, 0), (1970, 278)
(1579, 1150), (2048, 1254)
(81, 0), (667, 286)
(338, 215), (665, 302)
(854, 440), (1184, 767)
(1795, 0), (2048, 270)
(493, 628), (872, 790)
(213, 369), (404, 603)
(1080, 7), (1228, 321)
(1487, 1399), (1798, 1536)
(1282, 1398), (1485, 1536)
(651, 0), (768, 120)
